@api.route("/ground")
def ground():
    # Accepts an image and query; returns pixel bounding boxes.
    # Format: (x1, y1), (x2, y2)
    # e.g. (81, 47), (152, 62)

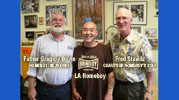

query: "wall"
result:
(21, 0), (158, 84)
(21, 0), (73, 43)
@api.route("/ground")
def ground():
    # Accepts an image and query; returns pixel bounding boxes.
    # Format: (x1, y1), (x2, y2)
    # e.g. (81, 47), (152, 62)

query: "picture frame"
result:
(73, 0), (105, 42)
(46, 4), (67, 26)
(35, 31), (45, 40)
(21, 0), (39, 13)
(25, 31), (34, 39)
(145, 29), (157, 37)
(113, 1), (147, 25)
(148, 39), (158, 49)
(24, 15), (37, 28)
(131, 26), (141, 33)
(39, 17), (44, 25)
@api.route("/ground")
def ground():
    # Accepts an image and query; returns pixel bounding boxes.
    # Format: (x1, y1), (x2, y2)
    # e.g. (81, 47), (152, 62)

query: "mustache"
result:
(53, 24), (62, 27)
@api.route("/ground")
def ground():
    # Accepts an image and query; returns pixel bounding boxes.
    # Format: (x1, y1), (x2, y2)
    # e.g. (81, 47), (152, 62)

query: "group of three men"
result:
(27, 8), (156, 100)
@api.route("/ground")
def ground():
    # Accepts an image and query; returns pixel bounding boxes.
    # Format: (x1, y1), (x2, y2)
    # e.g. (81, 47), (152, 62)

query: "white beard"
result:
(51, 24), (64, 34)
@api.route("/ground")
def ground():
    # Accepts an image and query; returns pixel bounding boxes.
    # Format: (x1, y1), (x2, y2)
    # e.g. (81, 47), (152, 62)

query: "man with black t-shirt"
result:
(72, 22), (115, 100)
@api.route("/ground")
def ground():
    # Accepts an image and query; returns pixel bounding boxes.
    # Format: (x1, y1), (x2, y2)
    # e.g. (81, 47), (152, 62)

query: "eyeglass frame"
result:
(116, 17), (132, 21)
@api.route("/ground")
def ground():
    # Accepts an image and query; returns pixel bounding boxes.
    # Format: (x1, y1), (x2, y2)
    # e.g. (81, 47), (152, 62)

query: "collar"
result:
(118, 29), (134, 43)
(125, 29), (134, 43)
(49, 33), (65, 42)
(82, 41), (99, 48)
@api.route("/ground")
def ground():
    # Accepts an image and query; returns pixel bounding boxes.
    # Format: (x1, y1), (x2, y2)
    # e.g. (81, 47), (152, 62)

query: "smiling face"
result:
(81, 22), (98, 45)
(116, 8), (133, 35)
(50, 13), (65, 34)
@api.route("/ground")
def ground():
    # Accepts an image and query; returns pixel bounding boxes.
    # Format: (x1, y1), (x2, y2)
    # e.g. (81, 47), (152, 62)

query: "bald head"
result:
(81, 21), (98, 47)
(83, 22), (97, 30)
(116, 8), (132, 19)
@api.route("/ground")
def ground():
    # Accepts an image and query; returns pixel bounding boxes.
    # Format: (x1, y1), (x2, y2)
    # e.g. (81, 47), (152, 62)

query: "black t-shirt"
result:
(73, 43), (113, 100)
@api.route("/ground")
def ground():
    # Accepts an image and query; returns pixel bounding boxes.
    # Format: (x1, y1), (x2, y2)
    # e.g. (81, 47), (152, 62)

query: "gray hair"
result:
(116, 8), (132, 18)
(50, 12), (66, 23)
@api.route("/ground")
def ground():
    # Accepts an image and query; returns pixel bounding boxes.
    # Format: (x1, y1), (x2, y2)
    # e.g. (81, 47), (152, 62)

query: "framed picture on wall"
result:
(148, 39), (158, 49)
(131, 26), (141, 33)
(113, 1), (147, 25)
(73, 0), (105, 42)
(39, 17), (44, 25)
(35, 31), (45, 40)
(21, 0), (39, 13)
(24, 15), (37, 28)
(145, 29), (157, 37)
(46, 4), (67, 26)
(26, 31), (34, 38)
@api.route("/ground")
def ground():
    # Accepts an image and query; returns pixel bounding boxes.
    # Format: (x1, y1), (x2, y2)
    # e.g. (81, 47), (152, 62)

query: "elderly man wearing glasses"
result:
(109, 8), (156, 100)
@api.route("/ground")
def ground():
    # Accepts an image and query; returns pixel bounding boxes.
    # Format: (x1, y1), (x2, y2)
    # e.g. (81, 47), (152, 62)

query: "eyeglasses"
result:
(52, 18), (64, 22)
(116, 17), (131, 21)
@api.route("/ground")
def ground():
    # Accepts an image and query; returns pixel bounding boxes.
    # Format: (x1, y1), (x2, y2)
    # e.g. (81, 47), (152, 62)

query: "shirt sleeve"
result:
(141, 37), (157, 72)
(104, 45), (113, 74)
(27, 40), (40, 77)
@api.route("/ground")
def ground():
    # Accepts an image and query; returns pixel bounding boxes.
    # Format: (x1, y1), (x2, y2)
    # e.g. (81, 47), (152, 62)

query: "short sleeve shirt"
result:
(110, 29), (156, 83)
(73, 43), (113, 100)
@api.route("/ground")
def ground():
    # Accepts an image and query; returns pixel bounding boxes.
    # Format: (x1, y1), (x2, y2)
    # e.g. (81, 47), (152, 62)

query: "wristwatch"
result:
(146, 89), (153, 95)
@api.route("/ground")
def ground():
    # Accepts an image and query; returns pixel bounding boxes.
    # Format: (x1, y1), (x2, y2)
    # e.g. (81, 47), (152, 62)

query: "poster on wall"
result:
(73, 0), (105, 42)
(21, 0), (39, 13)
(113, 1), (147, 25)
(46, 4), (67, 26)
(21, 47), (32, 79)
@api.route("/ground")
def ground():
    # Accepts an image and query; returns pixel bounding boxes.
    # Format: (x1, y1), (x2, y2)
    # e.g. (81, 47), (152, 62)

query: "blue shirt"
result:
(27, 34), (76, 85)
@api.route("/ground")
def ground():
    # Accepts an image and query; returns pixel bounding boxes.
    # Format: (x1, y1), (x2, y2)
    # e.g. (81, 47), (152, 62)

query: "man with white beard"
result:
(27, 13), (76, 100)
